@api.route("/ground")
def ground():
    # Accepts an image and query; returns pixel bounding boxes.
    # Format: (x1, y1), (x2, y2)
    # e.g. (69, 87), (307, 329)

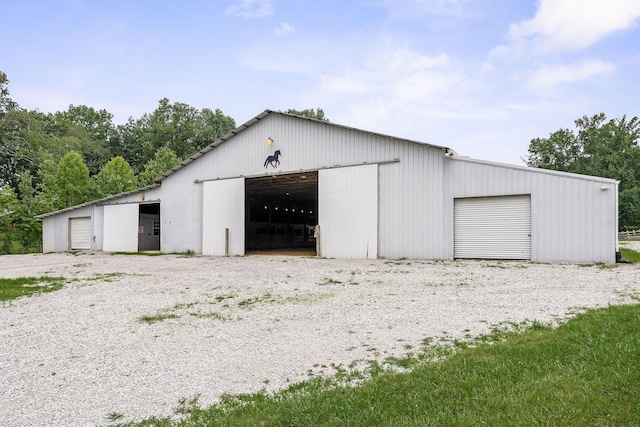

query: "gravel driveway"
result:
(1, 250), (639, 426)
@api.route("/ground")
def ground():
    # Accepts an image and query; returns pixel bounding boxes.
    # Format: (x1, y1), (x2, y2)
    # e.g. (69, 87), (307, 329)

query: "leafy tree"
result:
(525, 113), (640, 230)
(136, 98), (236, 165)
(94, 156), (138, 197)
(0, 186), (20, 253)
(138, 147), (180, 186)
(112, 117), (146, 172)
(56, 104), (115, 142)
(51, 106), (113, 176)
(15, 171), (43, 252)
(285, 108), (329, 121)
(55, 151), (92, 208)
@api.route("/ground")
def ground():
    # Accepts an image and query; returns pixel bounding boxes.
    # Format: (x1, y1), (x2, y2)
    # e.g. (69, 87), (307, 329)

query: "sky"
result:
(2, 0), (640, 165)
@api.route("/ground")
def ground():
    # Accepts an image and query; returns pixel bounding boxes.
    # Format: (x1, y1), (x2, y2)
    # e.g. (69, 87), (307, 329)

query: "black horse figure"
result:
(264, 150), (281, 168)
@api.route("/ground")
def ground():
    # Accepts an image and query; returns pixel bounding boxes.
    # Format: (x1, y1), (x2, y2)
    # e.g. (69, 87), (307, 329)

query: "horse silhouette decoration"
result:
(264, 150), (281, 168)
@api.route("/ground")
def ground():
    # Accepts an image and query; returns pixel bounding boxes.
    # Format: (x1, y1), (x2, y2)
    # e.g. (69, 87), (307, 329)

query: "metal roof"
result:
(450, 155), (620, 184)
(35, 183), (161, 219)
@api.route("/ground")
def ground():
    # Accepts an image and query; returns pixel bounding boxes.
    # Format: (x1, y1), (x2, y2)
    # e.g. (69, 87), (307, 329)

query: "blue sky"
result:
(3, 0), (640, 165)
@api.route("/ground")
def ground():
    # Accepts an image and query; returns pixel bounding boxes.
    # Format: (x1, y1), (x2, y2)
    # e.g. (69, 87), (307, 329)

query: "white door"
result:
(318, 164), (378, 259)
(454, 195), (531, 260)
(69, 217), (91, 250)
(202, 178), (245, 256)
(103, 204), (139, 252)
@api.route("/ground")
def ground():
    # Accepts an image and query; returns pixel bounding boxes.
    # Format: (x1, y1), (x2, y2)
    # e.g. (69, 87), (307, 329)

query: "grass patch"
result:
(138, 313), (180, 324)
(117, 303), (640, 426)
(0, 276), (64, 301)
(620, 246), (640, 263)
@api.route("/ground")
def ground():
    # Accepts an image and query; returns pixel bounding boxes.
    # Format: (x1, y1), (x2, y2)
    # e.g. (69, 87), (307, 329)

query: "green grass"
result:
(138, 313), (180, 324)
(0, 276), (64, 301)
(620, 246), (640, 263)
(112, 303), (640, 427)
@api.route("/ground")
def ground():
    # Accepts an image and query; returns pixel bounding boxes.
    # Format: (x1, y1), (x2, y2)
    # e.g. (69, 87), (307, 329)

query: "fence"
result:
(619, 230), (640, 240)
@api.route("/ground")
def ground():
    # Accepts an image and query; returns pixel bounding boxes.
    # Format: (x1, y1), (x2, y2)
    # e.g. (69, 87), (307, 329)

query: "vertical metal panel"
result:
(42, 217), (55, 252)
(377, 142), (444, 259)
(92, 205), (104, 250)
(103, 204), (139, 252)
(454, 195), (531, 260)
(202, 178), (245, 256)
(319, 164), (378, 259)
(69, 217), (92, 250)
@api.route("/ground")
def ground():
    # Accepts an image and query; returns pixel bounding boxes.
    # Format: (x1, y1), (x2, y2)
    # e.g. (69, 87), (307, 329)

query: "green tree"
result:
(56, 151), (92, 208)
(15, 171), (43, 252)
(136, 98), (236, 165)
(51, 106), (113, 176)
(138, 147), (180, 186)
(112, 117), (146, 172)
(94, 156), (138, 197)
(285, 108), (329, 121)
(525, 113), (640, 230)
(0, 186), (20, 253)
(0, 71), (16, 112)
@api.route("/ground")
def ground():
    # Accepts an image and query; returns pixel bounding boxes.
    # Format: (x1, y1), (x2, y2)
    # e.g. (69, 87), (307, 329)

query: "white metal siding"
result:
(454, 195), (531, 260)
(103, 204), (139, 252)
(319, 164), (378, 258)
(202, 178), (245, 256)
(69, 217), (91, 250)
(42, 217), (55, 252)
(447, 157), (617, 263)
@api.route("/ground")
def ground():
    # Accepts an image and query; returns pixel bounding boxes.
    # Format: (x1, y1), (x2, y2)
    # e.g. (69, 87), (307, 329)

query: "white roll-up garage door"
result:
(454, 195), (531, 260)
(69, 217), (91, 250)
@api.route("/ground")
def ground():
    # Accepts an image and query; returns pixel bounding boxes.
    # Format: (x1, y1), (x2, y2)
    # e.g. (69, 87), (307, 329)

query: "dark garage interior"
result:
(245, 172), (318, 254)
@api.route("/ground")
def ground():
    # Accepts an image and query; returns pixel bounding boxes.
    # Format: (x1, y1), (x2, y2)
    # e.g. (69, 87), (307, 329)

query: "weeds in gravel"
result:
(0, 276), (64, 301)
(114, 303), (640, 427)
(139, 313), (180, 324)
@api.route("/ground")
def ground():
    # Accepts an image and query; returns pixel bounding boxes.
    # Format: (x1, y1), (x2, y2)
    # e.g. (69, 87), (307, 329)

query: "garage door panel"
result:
(202, 178), (245, 256)
(454, 195), (531, 260)
(103, 204), (139, 252)
(69, 217), (91, 250)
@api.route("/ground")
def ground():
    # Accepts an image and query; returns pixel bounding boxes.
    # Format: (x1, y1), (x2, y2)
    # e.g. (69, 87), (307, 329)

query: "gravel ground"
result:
(1, 250), (640, 427)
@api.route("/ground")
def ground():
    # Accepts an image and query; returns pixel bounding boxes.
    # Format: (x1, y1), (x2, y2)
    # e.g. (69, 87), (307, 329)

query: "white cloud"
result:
(275, 22), (295, 37)
(311, 47), (469, 135)
(508, 0), (640, 53)
(320, 49), (457, 101)
(226, 0), (274, 18)
(527, 60), (616, 88)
